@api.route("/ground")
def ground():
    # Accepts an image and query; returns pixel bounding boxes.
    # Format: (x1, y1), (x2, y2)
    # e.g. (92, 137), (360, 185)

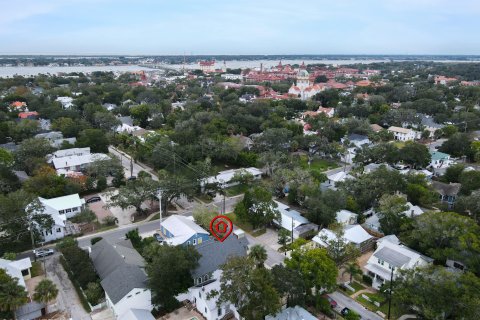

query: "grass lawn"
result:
(356, 292), (400, 318)
(30, 261), (44, 277)
(393, 141), (406, 149)
(350, 280), (366, 292)
(299, 155), (339, 172)
(227, 212), (266, 237)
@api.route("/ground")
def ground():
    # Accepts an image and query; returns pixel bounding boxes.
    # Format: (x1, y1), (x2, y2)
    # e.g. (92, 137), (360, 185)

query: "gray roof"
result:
(15, 301), (46, 319)
(348, 133), (369, 141)
(193, 236), (248, 279)
(432, 181), (461, 196)
(100, 264), (147, 304)
(374, 247), (410, 267)
(118, 116), (134, 126)
(0, 142), (18, 152)
(91, 239), (147, 304)
(420, 114), (444, 129)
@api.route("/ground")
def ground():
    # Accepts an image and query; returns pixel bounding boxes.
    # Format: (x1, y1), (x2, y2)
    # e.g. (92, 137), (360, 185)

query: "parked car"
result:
(153, 233), (164, 243)
(341, 307), (350, 316)
(33, 249), (55, 258)
(86, 196), (101, 204)
(323, 295), (337, 308)
(127, 176), (137, 181)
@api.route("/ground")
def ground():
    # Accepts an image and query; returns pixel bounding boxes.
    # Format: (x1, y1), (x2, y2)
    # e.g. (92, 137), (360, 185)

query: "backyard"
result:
(299, 155), (339, 173)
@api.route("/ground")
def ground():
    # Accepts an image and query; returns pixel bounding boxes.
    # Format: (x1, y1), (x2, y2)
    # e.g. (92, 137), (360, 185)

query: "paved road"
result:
(109, 146), (158, 180)
(328, 291), (383, 320)
(45, 254), (92, 320)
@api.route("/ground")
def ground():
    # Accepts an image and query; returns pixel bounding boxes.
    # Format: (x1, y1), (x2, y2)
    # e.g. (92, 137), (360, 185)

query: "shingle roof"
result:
(161, 215), (209, 239)
(192, 236), (248, 279)
(91, 239), (147, 304)
(432, 181), (461, 196)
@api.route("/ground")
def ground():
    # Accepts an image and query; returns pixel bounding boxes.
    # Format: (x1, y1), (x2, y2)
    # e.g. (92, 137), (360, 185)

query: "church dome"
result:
(297, 69), (309, 78)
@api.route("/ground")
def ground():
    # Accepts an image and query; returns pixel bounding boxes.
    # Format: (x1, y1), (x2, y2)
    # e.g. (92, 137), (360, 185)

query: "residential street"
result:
(328, 291), (383, 320)
(45, 254), (92, 320)
(109, 146), (158, 180)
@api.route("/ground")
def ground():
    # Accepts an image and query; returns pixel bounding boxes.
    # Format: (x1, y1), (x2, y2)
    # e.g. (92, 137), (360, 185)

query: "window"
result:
(187, 241), (191, 245)
(127, 295), (132, 298)
(136, 292), (140, 295)
(56, 228), (62, 233)
(59, 210), (65, 214)
(198, 238), (202, 244)
(199, 291), (202, 298)
(65, 209), (72, 213)
(205, 307), (207, 313)
(72, 207), (78, 212)
(377, 259), (384, 266)
(198, 277), (202, 284)
(204, 275), (208, 282)
(193, 239), (197, 245)
(21, 269), (29, 276)
(218, 308), (222, 316)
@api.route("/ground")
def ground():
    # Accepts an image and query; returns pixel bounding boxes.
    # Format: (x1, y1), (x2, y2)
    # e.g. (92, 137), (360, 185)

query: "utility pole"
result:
(130, 155), (133, 178)
(291, 217), (294, 245)
(223, 192), (226, 215)
(387, 267), (394, 320)
(158, 190), (163, 232)
(29, 223), (36, 262)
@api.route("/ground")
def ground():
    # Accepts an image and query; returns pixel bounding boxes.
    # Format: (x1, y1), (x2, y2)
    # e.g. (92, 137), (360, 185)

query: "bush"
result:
(56, 237), (78, 251)
(96, 177), (107, 190)
(316, 296), (333, 317)
(362, 274), (373, 286)
(70, 209), (96, 223)
(102, 216), (118, 226)
(84, 282), (104, 305)
(90, 237), (103, 245)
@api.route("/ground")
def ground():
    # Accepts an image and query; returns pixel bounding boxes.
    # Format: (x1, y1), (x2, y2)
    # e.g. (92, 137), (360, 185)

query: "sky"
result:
(1, 0), (480, 55)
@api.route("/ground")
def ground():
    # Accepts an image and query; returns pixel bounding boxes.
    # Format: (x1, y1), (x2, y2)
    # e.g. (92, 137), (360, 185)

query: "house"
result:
(432, 181), (461, 208)
(273, 201), (318, 239)
(288, 70), (324, 100)
(434, 76), (457, 85)
(363, 202), (424, 234)
(239, 93), (256, 103)
(221, 73), (243, 81)
(55, 96), (74, 109)
(90, 239), (153, 320)
(9, 101), (28, 112)
(51, 148), (110, 173)
(198, 60), (216, 73)
(343, 133), (370, 149)
(387, 126), (419, 141)
(18, 111), (39, 119)
(30, 194), (85, 242)
(420, 114), (444, 137)
(231, 134), (254, 150)
(429, 151), (453, 169)
(321, 171), (354, 190)
(34, 131), (64, 142)
(370, 124), (383, 133)
(203, 167), (262, 190)
(363, 163), (394, 174)
(177, 234), (248, 320)
(0, 258), (47, 320)
(117, 116), (142, 133)
(312, 224), (375, 253)
(336, 210), (358, 225)
(266, 306), (317, 320)
(160, 215), (211, 246)
(365, 236), (433, 289)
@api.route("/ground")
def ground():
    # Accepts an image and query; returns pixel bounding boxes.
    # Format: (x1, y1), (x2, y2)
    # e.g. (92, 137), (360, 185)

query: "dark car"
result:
(153, 233), (164, 243)
(86, 196), (101, 204)
(127, 176), (137, 181)
(33, 249), (55, 258)
(341, 307), (350, 316)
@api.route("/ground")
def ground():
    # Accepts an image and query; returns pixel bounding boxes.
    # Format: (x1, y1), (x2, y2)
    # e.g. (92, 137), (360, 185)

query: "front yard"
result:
(299, 155), (339, 173)
(227, 212), (266, 237)
(356, 292), (401, 319)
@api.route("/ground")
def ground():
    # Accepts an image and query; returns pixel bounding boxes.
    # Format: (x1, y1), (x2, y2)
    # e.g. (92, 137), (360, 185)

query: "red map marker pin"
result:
(210, 215), (233, 242)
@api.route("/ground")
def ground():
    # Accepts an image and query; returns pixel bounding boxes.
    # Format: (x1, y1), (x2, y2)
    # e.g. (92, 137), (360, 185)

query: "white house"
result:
(336, 210), (358, 225)
(365, 236), (433, 289)
(273, 201), (318, 239)
(387, 126), (419, 141)
(221, 73), (243, 81)
(429, 151), (453, 169)
(0, 258), (47, 320)
(312, 224), (375, 253)
(29, 194), (84, 242)
(321, 171), (354, 190)
(116, 116), (142, 133)
(177, 235), (248, 320)
(52, 149), (110, 173)
(363, 202), (424, 234)
(90, 239), (153, 320)
(55, 96), (74, 109)
(160, 215), (211, 247)
(203, 167), (262, 190)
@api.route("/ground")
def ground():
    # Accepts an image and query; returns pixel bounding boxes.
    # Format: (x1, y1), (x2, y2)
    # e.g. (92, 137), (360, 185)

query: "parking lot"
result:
(85, 194), (114, 222)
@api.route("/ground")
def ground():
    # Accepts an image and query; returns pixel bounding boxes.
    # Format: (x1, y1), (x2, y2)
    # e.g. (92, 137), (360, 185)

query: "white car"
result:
(33, 249), (55, 258)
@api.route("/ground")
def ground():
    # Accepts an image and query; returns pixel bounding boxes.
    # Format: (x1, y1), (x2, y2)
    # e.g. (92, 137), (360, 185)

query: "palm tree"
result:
(342, 262), (362, 283)
(33, 279), (58, 312)
(249, 244), (267, 268)
(0, 269), (29, 313)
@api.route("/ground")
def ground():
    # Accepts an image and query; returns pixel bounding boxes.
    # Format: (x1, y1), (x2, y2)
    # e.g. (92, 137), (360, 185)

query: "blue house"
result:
(160, 215), (210, 246)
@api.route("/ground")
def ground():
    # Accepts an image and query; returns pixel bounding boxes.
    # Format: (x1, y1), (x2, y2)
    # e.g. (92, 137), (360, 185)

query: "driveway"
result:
(98, 191), (138, 226)
(254, 228), (282, 252)
(45, 254), (92, 320)
(328, 291), (383, 320)
(86, 196), (113, 222)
